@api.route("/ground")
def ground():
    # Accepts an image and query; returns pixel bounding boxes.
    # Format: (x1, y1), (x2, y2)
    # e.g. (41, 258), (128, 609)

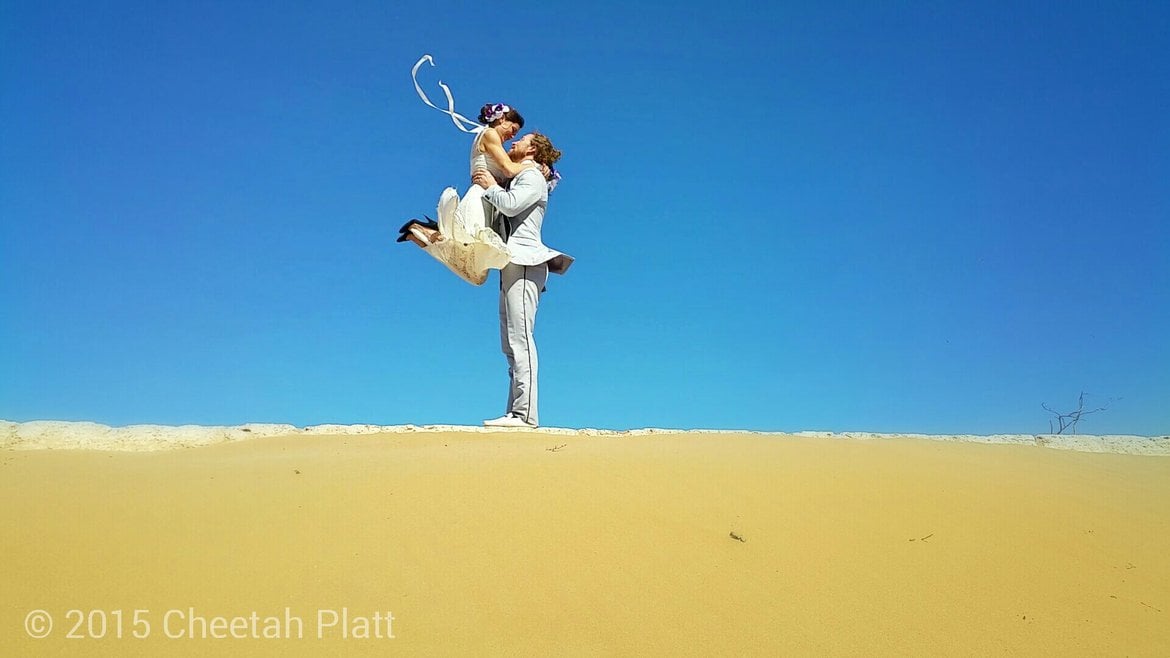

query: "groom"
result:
(472, 133), (573, 428)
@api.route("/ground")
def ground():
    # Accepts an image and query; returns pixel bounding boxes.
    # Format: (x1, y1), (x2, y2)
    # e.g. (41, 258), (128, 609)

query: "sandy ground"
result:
(2, 430), (1168, 656)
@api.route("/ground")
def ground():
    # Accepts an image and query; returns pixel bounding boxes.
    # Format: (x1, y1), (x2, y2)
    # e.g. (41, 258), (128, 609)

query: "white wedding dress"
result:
(418, 129), (512, 285)
(407, 55), (512, 285)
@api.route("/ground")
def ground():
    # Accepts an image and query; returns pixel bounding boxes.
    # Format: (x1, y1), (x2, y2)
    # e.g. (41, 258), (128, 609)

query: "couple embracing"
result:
(398, 56), (573, 428)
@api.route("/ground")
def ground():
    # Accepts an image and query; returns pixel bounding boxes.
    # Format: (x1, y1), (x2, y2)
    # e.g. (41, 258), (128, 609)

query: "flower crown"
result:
(483, 103), (510, 124)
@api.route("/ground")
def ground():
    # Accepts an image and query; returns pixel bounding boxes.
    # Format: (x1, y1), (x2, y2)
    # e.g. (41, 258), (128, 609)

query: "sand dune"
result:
(2, 422), (1168, 655)
(3, 419), (1168, 455)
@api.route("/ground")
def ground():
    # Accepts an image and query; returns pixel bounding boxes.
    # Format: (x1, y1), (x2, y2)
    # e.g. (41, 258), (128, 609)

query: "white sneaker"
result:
(483, 414), (536, 428)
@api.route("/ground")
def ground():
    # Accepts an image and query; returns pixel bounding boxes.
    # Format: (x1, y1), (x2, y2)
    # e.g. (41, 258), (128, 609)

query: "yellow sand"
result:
(2, 432), (1168, 656)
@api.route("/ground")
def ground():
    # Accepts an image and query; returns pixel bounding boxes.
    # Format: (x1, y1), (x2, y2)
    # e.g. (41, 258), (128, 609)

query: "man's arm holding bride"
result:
(473, 168), (545, 217)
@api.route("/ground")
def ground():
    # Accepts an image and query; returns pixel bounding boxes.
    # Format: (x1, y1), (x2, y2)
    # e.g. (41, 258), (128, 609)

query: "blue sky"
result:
(1, 1), (1167, 435)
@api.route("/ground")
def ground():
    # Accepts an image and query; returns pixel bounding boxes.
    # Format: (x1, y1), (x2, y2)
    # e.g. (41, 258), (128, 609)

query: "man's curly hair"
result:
(529, 133), (562, 167)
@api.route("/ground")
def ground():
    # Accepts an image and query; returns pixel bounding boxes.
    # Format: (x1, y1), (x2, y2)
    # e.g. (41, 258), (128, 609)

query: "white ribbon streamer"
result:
(411, 54), (482, 134)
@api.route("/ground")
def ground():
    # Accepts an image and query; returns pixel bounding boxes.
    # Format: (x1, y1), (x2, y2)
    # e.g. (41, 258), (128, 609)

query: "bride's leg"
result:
(396, 218), (442, 246)
(402, 230), (428, 247)
(408, 224), (440, 246)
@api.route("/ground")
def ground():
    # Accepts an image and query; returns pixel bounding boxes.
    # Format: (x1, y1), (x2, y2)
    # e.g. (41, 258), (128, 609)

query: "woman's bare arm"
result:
(480, 129), (530, 177)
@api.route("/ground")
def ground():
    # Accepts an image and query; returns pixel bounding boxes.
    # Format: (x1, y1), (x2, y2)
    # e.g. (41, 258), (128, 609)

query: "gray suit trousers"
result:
(499, 261), (548, 425)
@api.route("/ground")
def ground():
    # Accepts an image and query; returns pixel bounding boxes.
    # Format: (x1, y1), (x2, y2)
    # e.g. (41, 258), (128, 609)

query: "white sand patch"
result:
(2, 419), (1167, 455)
(1, 421), (299, 451)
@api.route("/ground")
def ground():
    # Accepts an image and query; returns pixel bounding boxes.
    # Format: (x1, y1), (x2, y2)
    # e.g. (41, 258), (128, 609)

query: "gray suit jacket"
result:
(484, 165), (573, 275)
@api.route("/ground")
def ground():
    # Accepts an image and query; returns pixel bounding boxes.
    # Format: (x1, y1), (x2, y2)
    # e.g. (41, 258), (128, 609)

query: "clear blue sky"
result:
(2, 1), (1167, 435)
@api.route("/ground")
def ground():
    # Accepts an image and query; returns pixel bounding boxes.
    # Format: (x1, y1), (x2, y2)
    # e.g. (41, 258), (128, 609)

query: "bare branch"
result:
(1042, 392), (1115, 435)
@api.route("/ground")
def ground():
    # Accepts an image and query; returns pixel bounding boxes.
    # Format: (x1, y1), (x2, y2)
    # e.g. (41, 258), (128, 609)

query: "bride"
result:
(446, 101), (533, 241)
(397, 55), (543, 285)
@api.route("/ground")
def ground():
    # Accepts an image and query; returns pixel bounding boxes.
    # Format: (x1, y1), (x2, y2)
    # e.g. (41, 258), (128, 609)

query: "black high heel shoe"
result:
(395, 215), (439, 242)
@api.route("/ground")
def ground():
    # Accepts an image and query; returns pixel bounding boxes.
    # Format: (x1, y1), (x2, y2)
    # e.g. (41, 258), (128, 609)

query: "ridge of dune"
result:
(2, 419), (1167, 455)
